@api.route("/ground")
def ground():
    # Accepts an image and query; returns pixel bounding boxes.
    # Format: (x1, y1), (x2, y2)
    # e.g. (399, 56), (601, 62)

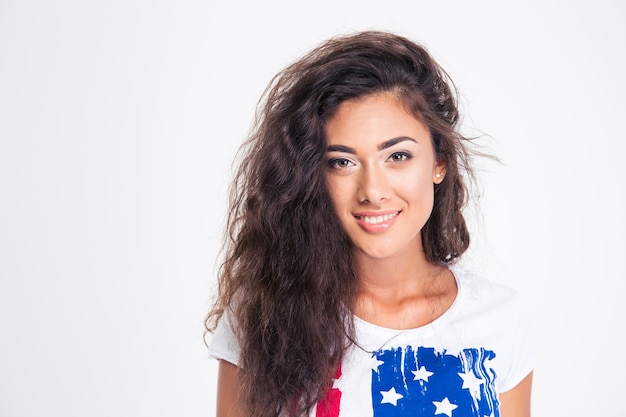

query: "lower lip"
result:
(354, 213), (399, 233)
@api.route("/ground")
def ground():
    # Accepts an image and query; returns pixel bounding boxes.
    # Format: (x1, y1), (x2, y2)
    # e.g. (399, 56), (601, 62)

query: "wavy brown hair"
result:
(205, 30), (475, 417)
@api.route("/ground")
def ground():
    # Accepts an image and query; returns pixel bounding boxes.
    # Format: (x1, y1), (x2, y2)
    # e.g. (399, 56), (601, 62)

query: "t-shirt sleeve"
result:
(499, 290), (535, 392)
(207, 309), (241, 366)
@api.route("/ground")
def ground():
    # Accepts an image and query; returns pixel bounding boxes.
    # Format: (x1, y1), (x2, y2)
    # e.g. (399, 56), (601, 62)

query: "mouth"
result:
(353, 210), (401, 232)
(355, 211), (400, 224)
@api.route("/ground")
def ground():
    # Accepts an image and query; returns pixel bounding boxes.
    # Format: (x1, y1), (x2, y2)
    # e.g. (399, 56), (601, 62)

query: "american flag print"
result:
(370, 346), (499, 416)
(316, 364), (343, 417)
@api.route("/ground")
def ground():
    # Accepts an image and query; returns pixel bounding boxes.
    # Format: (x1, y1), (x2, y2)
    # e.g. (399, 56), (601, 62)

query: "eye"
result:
(388, 152), (412, 163)
(328, 158), (355, 169)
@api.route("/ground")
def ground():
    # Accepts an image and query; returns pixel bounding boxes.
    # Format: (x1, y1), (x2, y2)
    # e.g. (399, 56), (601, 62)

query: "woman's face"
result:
(324, 93), (445, 261)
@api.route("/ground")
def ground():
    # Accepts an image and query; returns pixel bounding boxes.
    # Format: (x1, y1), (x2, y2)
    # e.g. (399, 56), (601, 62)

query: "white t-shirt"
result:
(209, 266), (534, 417)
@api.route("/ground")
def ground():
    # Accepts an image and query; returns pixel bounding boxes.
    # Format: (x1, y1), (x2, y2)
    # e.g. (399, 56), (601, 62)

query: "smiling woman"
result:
(204, 31), (533, 417)
(324, 93), (444, 261)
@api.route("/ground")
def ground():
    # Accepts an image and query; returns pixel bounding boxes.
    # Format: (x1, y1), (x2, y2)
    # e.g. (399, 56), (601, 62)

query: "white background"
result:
(1, 0), (625, 416)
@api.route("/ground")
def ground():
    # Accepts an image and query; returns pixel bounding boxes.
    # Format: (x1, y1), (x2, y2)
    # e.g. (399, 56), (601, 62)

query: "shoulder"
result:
(447, 264), (532, 348)
(208, 308), (241, 366)
(451, 264), (522, 312)
(449, 264), (535, 391)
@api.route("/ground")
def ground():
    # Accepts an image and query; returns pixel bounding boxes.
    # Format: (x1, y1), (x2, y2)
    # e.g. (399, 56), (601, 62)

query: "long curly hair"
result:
(205, 30), (474, 417)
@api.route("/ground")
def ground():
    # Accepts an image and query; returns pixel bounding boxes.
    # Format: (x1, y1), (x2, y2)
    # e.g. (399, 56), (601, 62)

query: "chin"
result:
(353, 245), (398, 260)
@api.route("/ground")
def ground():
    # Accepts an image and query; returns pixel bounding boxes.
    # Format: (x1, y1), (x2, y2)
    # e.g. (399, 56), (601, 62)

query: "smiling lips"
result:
(354, 211), (400, 232)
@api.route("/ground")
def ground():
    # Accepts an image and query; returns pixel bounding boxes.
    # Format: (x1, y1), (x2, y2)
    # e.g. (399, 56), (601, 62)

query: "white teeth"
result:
(360, 212), (398, 224)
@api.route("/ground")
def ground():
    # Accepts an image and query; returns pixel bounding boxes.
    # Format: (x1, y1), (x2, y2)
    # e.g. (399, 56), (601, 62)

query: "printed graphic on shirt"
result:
(316, 364), (342, 417)
(371, 346), (499, 417)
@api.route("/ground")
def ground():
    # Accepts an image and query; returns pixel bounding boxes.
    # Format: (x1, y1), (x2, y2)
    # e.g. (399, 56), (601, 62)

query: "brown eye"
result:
(388, 152), (411, 162)
(328, 158), (354, 169)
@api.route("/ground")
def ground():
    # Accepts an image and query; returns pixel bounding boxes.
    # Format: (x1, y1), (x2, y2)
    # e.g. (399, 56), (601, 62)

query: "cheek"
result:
(401, 186), (433, 208)
(394, 173), (436, 219)
(394, 166), (434, 196)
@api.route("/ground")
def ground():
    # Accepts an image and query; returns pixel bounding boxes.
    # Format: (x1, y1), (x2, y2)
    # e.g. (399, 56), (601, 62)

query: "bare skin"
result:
(500, 372), (533, 417)
(347, 241), (532, 417)
(216, 360), (241, 417)
(215, 94), (532, 416)
(352, 255), (457, 330)
(326, 94), (457, 331)
(324, 94), (533, 416)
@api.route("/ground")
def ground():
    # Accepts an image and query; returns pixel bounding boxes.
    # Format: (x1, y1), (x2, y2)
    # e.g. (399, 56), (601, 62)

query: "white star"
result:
(458, 371), (484, 396)
(369, 355), (384, 371)
(412, 365), (434, 382)
(380, 387), (404, 406)
(433, 397), (458, 417)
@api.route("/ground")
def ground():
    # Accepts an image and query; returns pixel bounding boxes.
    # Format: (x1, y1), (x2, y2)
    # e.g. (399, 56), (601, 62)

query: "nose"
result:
(357, 164), (389, 204)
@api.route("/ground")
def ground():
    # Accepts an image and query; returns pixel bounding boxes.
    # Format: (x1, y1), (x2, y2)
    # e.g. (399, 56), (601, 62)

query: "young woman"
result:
(205, 31), (533, 417)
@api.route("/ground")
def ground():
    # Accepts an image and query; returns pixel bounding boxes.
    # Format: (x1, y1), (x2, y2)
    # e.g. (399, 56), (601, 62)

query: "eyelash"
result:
(387, 152), (412, 162)
(327, 152), (413, 169)
(328, 158), (354, 169)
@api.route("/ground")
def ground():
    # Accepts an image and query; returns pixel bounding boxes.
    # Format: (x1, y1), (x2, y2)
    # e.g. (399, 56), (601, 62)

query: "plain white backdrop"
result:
(1, 0), (625, 416)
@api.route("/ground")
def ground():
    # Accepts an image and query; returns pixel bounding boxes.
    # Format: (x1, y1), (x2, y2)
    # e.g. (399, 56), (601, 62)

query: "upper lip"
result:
(353, 210), (401, 217)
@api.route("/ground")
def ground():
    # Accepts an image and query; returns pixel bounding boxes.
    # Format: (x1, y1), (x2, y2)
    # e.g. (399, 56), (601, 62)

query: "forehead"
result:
(325, 93), (430, 145)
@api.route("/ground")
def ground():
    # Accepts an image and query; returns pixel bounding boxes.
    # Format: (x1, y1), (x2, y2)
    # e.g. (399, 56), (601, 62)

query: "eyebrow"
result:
(377, 136), (417, 151)
(326, 136), (417, 154)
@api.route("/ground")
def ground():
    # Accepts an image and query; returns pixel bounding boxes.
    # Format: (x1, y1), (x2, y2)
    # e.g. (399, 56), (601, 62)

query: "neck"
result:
(354, 247), (437, 293)
(352, 246), (456, 329)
